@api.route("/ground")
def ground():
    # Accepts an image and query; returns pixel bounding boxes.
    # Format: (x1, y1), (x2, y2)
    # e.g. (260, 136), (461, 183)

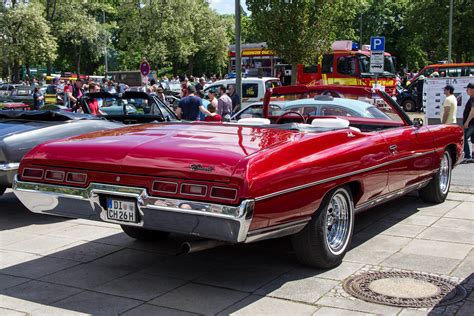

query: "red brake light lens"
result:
(181, 184), (207, 196)
(22, 168), (44, 179)
(45, 170), (65, 182)
(66, 172), (87, 184)
(152, 181), (178, 193)
(210, 187), (238, 201)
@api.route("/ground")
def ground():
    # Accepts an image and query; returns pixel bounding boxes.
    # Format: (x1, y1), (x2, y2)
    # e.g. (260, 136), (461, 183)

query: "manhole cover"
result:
(343, 271), (467, 308)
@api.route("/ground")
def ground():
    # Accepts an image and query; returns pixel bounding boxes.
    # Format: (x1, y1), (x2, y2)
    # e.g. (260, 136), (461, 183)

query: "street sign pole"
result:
(235, 0), (242, 109)
(370, 36), (385, 92)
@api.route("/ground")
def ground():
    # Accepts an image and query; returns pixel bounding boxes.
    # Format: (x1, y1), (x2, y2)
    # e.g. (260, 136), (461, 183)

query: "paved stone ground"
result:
(0, 188), (472, 316)
(451, 163), (474, 193)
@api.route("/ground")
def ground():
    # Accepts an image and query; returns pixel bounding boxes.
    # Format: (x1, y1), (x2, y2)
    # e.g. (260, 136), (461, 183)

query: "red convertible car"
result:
(13, 85), (463, 268)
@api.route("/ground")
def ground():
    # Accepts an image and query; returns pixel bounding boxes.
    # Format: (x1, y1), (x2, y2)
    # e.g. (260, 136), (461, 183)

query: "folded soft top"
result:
(0, 110), (100, 121)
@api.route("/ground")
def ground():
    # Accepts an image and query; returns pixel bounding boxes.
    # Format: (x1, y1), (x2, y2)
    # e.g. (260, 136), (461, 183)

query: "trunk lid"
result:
(26, 123), (297, 181)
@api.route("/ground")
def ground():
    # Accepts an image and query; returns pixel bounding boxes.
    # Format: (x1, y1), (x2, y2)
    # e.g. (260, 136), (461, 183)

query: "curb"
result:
(450, 185), (474, 194)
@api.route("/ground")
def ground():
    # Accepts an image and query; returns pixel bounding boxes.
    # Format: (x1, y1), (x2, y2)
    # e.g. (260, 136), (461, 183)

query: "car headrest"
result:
(237, 118), (271, 125)
(311, 118), (350, 128)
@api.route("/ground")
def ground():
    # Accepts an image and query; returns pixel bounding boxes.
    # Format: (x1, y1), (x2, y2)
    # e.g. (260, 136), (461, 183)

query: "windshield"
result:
(85, 94), (177, 121)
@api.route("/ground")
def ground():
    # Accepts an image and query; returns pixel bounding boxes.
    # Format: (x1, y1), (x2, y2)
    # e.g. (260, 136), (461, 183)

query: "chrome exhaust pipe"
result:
(179, 240), (228, 255)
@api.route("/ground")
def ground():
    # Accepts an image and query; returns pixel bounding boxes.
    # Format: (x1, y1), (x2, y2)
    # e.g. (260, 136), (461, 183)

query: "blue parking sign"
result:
(370, 36), (385, 52)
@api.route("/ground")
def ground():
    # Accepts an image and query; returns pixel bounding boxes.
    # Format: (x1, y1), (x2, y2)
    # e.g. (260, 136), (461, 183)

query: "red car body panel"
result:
(15, 85), (464, 242)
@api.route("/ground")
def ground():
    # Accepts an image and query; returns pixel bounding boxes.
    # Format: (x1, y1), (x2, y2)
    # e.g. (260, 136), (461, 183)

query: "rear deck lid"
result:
(24, 123), (297, 180)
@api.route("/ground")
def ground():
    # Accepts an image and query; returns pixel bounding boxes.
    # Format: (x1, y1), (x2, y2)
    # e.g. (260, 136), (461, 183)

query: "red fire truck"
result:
(297, 41), (397, 95)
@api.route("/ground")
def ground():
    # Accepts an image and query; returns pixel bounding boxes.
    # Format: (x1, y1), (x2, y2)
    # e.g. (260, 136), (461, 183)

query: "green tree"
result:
(0, 1), (57, 82)
(403, 0), (473, 67)
(246, 0), (352, 84)
(116, 0), (229, 76)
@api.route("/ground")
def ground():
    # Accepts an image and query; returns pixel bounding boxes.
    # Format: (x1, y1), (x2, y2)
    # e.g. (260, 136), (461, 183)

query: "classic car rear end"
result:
(13, 86), (464, 268)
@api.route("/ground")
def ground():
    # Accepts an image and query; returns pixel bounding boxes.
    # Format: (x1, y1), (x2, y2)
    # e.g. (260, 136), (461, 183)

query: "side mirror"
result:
(413, 117), (423, 128)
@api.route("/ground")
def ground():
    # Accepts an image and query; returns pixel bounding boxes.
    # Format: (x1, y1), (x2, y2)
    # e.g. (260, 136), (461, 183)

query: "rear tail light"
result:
(45, 170), (65, 182)
(210, 186), (238, 201)
(66, 172), (87, 184)
(152, 181), (178, 194)
(181, 184), (207, 196)
(22, 168), (44, 179)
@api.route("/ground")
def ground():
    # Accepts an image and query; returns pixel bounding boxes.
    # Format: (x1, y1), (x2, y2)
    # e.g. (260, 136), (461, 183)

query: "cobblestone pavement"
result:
(0, 189), (472, 315)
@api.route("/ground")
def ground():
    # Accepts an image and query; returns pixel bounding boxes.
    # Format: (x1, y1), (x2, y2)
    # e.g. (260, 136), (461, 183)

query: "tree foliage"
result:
(0, 1), (57, 80)
(1, 0), (473, 82)
(116, 0), (228, 76)
(247, 0), (351, 83)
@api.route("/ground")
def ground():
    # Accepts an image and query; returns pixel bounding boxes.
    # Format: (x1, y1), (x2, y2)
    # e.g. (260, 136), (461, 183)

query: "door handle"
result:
(389, 145), (398, 153)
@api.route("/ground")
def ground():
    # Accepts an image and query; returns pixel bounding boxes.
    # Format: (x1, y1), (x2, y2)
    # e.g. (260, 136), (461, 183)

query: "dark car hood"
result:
(0, 119), (63, 138)
(0, 110), (98, 121)
(0, 118), (122, 164)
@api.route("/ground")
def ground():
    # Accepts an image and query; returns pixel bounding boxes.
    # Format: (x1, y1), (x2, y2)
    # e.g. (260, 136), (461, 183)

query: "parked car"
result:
(9, 86), (35, 106)
(80, 91), (178, 123)
(203, 77), (281, 108)
(13, 85), (463, 268)
(1, 92), (179, 196)
(396, 80), (422, 112)
(232, 96), (392, 121)
(1, 102), (31, 111)
(0, 84), (23, 102)
(0, 110), (123, 196)
(231, 101), (286, 121)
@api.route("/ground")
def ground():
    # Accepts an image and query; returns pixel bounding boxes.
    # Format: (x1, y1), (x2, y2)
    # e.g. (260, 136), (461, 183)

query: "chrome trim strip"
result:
(245, 218), (310, 243)
(355, 178), (431, 213)
(0, 162), (20, 172)
(13, 176), (255, 243)
(255, 151), (436, 201)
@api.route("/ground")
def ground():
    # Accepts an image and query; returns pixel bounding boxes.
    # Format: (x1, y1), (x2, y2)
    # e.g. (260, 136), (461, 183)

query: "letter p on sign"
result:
(370, 36), (385, 52)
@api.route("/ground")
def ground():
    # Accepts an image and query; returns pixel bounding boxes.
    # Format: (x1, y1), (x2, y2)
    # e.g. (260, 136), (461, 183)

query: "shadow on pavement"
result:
(0, 191), (469, 314)
(428, 273), (474, 315)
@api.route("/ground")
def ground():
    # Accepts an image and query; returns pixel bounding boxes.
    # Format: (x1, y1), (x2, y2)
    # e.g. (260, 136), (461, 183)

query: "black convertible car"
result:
(0, 92), (179, 196)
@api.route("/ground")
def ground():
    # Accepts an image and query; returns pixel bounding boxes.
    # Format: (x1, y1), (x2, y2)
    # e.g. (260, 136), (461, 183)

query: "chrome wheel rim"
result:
(325, 191), (352, 255)
(439, 153), (451, 195)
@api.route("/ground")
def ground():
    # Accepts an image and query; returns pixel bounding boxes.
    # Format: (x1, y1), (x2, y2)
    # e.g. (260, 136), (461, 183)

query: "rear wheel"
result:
(402, 99), (416, 112)
(419, 150), (452, 203)
(291, 186), (354, 268)
(121, 225), (169, 241)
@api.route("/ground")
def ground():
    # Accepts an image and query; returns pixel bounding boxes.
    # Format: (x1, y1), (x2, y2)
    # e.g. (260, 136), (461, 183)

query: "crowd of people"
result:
(35, 73), (241, 122)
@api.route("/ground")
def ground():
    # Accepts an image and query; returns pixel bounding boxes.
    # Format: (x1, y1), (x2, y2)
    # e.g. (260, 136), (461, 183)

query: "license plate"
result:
(106, 198), (137, 223)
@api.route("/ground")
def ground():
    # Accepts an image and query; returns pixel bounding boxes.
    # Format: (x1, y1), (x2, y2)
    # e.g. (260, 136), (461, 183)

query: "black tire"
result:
(419, 150), (452, 203)
(121, 225), (169, 241)
(291, 186), (354, 269)
(0, 186), (6, 196)
(402, 99), (416, 112)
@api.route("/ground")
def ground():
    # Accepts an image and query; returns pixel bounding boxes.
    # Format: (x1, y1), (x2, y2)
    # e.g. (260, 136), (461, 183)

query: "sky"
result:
(208, 0), (250, 15)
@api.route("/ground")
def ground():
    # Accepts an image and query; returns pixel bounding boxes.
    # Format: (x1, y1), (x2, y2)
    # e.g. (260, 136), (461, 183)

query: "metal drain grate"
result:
(343, 271), (467, 308)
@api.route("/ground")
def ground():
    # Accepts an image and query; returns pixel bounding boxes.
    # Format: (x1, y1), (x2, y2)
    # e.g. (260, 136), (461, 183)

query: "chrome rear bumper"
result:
(0, 163), (19, 188)
(12, 176), (254, 243)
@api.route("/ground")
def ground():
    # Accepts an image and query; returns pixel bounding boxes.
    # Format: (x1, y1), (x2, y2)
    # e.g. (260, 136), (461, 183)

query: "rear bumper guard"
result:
(12, 176), (255, 243)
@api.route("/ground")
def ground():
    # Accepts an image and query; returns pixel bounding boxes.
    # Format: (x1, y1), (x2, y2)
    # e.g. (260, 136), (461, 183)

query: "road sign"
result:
(370, 51), (384, 74)
(140, 61), (150, 77)
(370, 36), (385, 52)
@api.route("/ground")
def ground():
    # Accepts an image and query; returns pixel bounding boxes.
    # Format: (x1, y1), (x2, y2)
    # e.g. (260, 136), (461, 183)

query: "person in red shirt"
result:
(87, 83), (103, 115)
(204, 102), (222, 122)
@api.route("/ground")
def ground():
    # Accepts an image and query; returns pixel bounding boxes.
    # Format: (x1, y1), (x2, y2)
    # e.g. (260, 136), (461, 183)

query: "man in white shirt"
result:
(441, 85), (457, 124)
